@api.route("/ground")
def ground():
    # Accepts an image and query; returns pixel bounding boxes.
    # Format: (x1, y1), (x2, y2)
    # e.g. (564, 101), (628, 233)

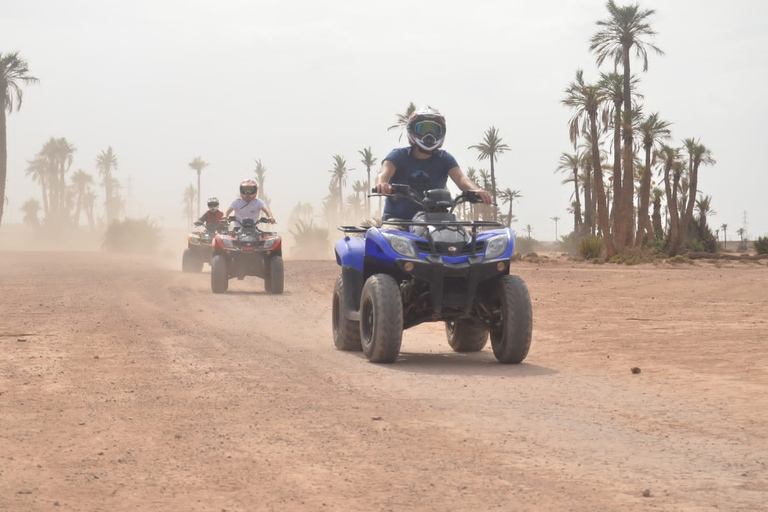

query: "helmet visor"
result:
(240, 185), (257, 196)
(413, 120), (443, 138)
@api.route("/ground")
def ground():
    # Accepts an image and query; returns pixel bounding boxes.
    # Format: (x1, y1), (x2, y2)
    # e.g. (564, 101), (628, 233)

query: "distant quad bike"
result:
(333, 185), (532, 364)
(182, 221), (227, 273)
(210, 216), (284, 294)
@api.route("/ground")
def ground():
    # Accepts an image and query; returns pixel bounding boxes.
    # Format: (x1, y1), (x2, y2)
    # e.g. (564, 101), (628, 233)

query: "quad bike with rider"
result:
(182, 197), (227, 273)
(332, 185), (532, 364)
(210, 216), (284, 294)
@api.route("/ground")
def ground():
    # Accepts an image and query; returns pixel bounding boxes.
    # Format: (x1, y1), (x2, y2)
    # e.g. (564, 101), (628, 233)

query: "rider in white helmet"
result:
(224, 179), (276, 229)
(374, 106), (491, 221)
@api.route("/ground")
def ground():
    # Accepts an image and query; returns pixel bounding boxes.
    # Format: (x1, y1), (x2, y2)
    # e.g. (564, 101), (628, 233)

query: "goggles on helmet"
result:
(413, 120), (443, 138)
(240, 186), (257, 196)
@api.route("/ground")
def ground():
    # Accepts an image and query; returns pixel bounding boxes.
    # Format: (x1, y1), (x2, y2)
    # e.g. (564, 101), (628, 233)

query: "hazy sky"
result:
(3, 0), (767, 240)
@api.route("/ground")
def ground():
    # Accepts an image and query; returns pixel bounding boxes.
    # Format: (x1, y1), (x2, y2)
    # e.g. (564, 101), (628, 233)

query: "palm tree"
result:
(96, 147), (118, 224)
(358, 147), (377, 218)
(387, 102), (416, 141)
(651, 187), (664, 240)
(590, 0), (663, 251)
(695, 194), (715, 232)
(525, 224), (534, 238)
(20, 198), (41, 225)
(736, 227), (746, 251)
(562, 69), (615, 257)
(43, 137), (75, 218)
(25, 156), (50, 219)
(254, 159), (267, 197)
(550, 216), (561, 241)
(83, 189), (97, 230)
(498, 188), (522, 228)
(70, 169), (94, 226)
(556, 152), (583, 232)
(182, 184), (196, 226)
(720, 223), (728, 251)
(635, 112), (671, 245)
(188, 156), (208, 217)
(0, 52), (39, 225)
(678, 138), (715, 251)
(328, 155), (352, 221)
(468, 127), (510, 221)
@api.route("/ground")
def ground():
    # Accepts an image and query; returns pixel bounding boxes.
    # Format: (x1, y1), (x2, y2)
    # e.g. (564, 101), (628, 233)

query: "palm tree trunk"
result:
(678, 162), (700, 253)
(572, 169), (581, 231)
(40, 176), (49, 220)
(507, 202), (513, 228)
(590, 112), (616, 258)
(612, 104), (622, 236)
(635, 146), (654, 245)
(490, 159), (498, 221)
(619, 46), (634, 252)
(0, 108), (6, 225)
(664, 163), (680, 255)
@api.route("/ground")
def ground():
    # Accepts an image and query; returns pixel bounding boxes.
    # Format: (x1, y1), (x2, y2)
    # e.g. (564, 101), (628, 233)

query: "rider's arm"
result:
(224, 207), (234, 218)
(448, 167), (492, 204)
(262, 205), (276, 223)
(375, 160), (396, 194)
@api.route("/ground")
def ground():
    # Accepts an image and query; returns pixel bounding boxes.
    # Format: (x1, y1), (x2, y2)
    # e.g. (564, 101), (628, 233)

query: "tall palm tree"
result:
(358, 147), (377, 218)
(678, 138), (715, 251)
(556, 152), (583, 232)
(188, 156), (208, 217)
(387, 102), (416, 141)
(468, 127), (510, 220)
(70, 169), (94, 227)
(590, 0), (663, 252)
(720, 223), (728, 251)
(328, 155), (352, 221)
(83, 189), (97, 230)
(551, 216), (561, 241)
(0, 52), (39, 225)
(498, 188), (522, 228)
(562, 69), (615, 257)
(254, 159), (267, 197)
(695, 194), (715, 232)
(96, 147), (118, 224)
(635, 112), (671, 245)
(182, 184), (196, 226)
(658, 144), (682, 253)
(21, 198), (41, 225)
(25, 156), (50, 219)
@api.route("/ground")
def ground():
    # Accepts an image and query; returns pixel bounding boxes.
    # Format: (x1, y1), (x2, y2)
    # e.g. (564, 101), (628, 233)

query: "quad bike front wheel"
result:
(264, 256), (284, 294)
(182, 248), (203, 273)
(360, 274), (403, 363)
(332, 276), (362, 351)
(445, 321), (488, 352)
(211, 254), (229, 293)
(490, 275), (533, 364)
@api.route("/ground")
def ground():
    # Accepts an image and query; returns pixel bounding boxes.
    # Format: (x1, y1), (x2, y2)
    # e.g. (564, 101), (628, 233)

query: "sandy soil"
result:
(1, 250), (767, 511)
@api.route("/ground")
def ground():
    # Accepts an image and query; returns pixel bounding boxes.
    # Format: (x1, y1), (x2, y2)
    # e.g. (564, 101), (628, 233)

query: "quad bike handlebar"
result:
(369, 186), (495, 207)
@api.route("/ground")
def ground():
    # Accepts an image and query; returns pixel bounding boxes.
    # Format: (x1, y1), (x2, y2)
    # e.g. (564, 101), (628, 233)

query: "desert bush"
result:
(578, 235), (604, 259)
(754, 236), (768, 255)
(514, 236), (538, 255)
(289, 220), (330, 259)
(667, 255), (694, 265)
(558, 231), (582, 255)
(102, 217), (161, 254)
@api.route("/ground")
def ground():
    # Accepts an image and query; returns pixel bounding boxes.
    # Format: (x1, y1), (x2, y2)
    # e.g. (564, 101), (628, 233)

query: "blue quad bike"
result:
(332, 185), (532, 364)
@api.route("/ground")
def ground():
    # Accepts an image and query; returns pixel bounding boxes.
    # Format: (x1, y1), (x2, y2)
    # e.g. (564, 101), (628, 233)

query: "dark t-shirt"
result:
(382, 147), (459, 220)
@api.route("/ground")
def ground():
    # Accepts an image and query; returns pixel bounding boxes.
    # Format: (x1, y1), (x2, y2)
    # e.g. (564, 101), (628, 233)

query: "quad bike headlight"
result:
(384, 234), (418, 258)
(262, 237), (277, 249)
(484, 234), (509, 260)
(221, 237), (234, 248)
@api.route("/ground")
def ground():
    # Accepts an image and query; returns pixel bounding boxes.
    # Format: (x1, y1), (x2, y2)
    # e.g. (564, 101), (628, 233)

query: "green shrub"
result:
(102, 217), (161, 254)
(667, 255), (693, 265)
(754, 236), (768, 255)
(578, 235), (604, 259)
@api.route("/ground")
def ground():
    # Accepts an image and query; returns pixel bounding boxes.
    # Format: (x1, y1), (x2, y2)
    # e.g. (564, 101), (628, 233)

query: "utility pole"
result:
(550, 216), (560, 241)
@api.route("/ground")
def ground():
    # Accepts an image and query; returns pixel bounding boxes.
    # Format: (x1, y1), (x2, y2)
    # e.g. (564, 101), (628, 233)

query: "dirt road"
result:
(1, 251), (767, 511)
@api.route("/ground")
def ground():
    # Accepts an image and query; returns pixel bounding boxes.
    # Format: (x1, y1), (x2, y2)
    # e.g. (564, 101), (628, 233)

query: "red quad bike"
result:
(210, 217), (284, 294)
(182, 220), (228, 273)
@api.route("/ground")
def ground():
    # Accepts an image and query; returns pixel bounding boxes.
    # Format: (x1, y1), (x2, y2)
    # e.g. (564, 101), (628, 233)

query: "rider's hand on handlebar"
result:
(194, 221), (203, 227)
(376, 183), (392, 194)
(268, 217), (276, 224)
(473, 189), (492, 205)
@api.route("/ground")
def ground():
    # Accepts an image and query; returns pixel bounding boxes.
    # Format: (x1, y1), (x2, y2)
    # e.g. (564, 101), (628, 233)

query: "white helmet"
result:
(207, 197), (219, 211)
(407, 106), (446, 153)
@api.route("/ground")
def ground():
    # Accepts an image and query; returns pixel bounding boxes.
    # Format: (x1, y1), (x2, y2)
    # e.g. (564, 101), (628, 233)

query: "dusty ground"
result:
(1, 250), (767, 511)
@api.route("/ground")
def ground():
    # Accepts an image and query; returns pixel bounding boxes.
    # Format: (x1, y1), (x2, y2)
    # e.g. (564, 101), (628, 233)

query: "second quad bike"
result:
(332, 185), (532, 364)
(182, 221), (228, 273)
(210, 217), (284, 294)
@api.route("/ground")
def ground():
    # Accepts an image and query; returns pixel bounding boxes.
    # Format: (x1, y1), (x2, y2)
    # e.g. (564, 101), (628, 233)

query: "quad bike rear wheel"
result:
(490, 275), (532, 364)
(360, 274), (403, 363)
(445, 321), (488, 352)
(182, 248), (203, 273)
(211, 254), (229, 293)
(332, 276), (362, 351)
(264, 256), (284, 294)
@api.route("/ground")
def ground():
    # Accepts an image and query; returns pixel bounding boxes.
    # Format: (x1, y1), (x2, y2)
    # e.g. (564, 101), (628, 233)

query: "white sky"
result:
(2, 0), (767, 240)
